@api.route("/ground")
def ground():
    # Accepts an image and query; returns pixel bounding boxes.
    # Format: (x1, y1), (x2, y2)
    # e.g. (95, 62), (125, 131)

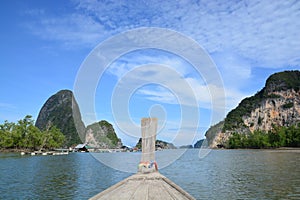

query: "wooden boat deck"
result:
(90, 172), (195, 200)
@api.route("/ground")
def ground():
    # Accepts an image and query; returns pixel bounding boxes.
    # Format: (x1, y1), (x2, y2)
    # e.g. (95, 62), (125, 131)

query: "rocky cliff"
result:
(35, 90), (86, 147)
(36, 90), (123, 148)
(85, 120), (122, 148)
(206, 70), (300, 148)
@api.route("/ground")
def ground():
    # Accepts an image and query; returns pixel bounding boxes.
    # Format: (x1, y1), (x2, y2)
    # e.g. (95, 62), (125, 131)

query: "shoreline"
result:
(0, 148), (49, 153)
(210, 147), (300, 152)
(1, 147), (300, 153)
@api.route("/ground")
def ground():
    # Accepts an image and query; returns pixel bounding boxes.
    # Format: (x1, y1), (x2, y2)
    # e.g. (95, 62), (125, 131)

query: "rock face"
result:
(206, 70), (300, 148)
(36, 90), (86, 147)
(243, 89), (300, 131)
(85, 120), (122, 148)
(204, 121), (226, 148)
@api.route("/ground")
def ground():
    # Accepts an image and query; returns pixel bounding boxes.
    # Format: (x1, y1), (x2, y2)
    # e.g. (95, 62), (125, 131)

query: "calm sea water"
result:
(0, 149), (299, 200)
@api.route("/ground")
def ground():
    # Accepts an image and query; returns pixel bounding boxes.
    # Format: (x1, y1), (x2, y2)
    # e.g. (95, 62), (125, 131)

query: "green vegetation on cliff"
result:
(223, 91), (265, 131)
(265, 70), (300, 92)
(227, 124), (300, 149)
(223, 70), (300, 131)
(0, 115), (65, 151)
(86, 120), (120, 148)
(35, 90), (86, 147)
(98, 120), (119, 145)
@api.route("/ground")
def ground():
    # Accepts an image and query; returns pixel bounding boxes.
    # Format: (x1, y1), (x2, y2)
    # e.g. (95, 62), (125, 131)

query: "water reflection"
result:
(0, 149), (299, 199)
(160, 149), (300, 200)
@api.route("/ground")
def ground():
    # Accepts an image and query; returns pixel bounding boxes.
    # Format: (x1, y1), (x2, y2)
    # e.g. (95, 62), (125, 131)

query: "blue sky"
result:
(0, 0), (299, 147)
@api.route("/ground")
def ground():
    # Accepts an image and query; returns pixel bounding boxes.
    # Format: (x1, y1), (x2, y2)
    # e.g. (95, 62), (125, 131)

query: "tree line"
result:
(227, 124), (300, 149)
(0, 115), (65, 151)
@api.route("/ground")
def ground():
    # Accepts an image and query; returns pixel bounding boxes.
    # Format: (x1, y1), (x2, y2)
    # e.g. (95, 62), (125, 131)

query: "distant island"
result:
(179, 145), (193, 149)
(135, 138), (176, 150)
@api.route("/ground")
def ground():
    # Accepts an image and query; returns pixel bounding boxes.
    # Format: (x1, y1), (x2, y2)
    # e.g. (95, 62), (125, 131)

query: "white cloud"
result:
(185, 76), (249, 117)
(154, 1), (299, 67)
(25, 12), (106, 48)
(211, 51), (252, 89)
(0, 102), (17, 110)
(109, 58), (242, 110)
(137, 87), (178, 104)
(104, 48), (251, 113)
(109, 62), (226, 125)
(24, 0), (300, 67)
(105, 51), (247, 114)
(107, 51), (190, 79)
(75, 0), (300, 68)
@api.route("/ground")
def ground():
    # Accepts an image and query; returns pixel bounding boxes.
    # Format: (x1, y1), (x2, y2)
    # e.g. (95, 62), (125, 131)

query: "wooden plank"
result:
(141, 118), (157, 162)
(148, 179), (174, 200)
(89, 173), (196, 200)
(130, 179), (149, 200)
(161, 177), (195, 200)
(161, 180), (190, 200)
(90, 176), (137, 200)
